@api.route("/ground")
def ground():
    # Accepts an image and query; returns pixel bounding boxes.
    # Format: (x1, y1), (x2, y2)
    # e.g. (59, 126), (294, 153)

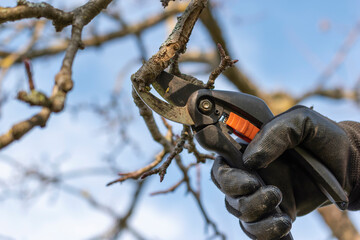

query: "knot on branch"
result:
(55, 69), (74, 92)
(17, 0), (47, 8)
(131, 73), (150, 92)
(50, 91), (66, 112)
(160, 0), (175, 8)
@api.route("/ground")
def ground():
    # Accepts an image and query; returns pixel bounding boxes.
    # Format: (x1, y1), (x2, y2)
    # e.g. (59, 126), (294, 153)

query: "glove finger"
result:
(240, 213), (292, 240)
(243, 106), (307, 170)
(243, 106), (336, 170)
(225, 186), (282, 222)
(211, 156), (260, 196)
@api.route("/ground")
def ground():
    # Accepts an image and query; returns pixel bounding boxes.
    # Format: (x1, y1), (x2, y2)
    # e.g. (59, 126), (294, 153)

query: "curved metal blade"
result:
(132, 80), (195, 126)
(153, 71), (203, 107)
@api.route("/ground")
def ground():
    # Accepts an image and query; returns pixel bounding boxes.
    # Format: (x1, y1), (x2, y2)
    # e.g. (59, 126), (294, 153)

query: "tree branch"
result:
(0, 0), (114, 150)
(132, 0), (208, 91)
(0, 6), (186, 62)
(0, 1), (73, 31)
(205, 43), (238, 89)
(200, 4), (258, 95)
(318, 205), (360, 240)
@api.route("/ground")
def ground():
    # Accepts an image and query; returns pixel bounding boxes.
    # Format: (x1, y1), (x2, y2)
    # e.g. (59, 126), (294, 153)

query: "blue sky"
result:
(1, 0), (360, 240)
(218, 0), (360, 93)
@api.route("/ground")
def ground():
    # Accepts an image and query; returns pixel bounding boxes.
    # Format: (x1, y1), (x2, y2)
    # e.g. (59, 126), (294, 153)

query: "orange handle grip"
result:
(225, 112), (259, 142)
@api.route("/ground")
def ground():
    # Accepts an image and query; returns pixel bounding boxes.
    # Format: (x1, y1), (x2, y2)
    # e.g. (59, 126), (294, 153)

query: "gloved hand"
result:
(211, 106), (359, 240)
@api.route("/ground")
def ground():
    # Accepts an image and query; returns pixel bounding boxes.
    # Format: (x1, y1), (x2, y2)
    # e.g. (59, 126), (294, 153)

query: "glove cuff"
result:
(338, 121), (360, 210)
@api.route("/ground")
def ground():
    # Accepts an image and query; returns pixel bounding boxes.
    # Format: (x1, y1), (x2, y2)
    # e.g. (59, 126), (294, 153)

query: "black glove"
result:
(211, 106), (360, 240)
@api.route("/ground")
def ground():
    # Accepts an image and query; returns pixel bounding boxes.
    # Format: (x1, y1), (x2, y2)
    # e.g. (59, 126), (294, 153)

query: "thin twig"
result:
(24, 59), (35, 90)
(175, 156), (226, 239)
(141, 125), (190, 182)
(205, 43), (238, 89)
(106, 150), (166, 186)
(196, 163), (201, 198)
(316, 20), (360, 88)
(150, 178), (185, 196)
(185, 131), (215, 163)
(200, 5), (257, 95)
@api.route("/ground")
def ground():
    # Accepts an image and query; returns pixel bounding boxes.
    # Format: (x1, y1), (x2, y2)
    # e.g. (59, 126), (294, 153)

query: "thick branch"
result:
(0, 1), (73, 31)
(318, 205), (360, 240)
(0, 108), (51, 149)
(132, 0), (208, 91)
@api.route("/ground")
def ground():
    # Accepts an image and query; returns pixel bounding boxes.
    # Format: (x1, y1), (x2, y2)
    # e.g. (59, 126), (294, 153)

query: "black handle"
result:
(289, 147), (348, 209)
(189, 89), (348, 239)
(195, 124), (294, 240)
(188, 89), (348, 210)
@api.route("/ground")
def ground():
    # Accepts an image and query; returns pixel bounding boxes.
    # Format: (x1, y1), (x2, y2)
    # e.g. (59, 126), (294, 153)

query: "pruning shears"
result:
(132, 71), (349, 240)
